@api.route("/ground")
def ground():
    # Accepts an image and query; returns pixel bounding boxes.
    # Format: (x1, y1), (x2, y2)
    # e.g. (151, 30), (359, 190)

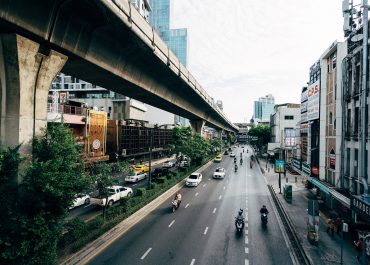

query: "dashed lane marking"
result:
(208, 178), (211, 181)
(246, 223), (248, 228)
(245, 259), (249, 265)
(204, 227), (209, 235)
(213, 208), (217, 214)
(223, 186), (226, 190)
(219, 195), (222, 200)
(185, 203), (189, 208)
(245, 229), (248, 235)
(190, 259), (196, 265)
(203, 183), (207, 187)
(195, 192), (199, 197)
(245, 236), (249, 244)
(168, 220), (175, 228)
(245, 247), (249, 254)
(140, 248), (152, 260)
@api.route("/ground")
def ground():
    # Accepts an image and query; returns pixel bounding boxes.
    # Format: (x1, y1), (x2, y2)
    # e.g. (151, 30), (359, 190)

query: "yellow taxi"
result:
(134, 164), (150, 173)
(214, 155), (222, 163)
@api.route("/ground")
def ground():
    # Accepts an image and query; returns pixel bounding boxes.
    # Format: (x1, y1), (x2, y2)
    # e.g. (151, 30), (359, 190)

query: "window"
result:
(346, 148), (350, 176)
(329, 112), (333, 124)
(354, 149), (358, 178)
(354, 107), (359, 134)
(284, 115), (294, 120)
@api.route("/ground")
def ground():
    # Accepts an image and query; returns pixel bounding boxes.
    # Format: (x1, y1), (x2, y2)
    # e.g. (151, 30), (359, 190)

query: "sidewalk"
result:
(259, 159), (360, 265)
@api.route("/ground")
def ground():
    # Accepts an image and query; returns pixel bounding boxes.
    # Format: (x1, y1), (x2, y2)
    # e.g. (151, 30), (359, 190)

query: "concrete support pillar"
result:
(190, 119), (205, 136)
(0, 34), (67, 155)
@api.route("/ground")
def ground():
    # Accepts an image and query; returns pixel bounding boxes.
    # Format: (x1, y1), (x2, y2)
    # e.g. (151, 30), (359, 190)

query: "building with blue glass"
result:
(148, 0), (188, 66)
(253, 94), (275, 123)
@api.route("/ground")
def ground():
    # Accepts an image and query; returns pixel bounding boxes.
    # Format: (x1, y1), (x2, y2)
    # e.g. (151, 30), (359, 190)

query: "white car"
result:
(186, 172), (203, 187)
(90, 186), (133, 207)
(162, 160), (174, 168)
(125, 172), (147, 183)
(213, 167), (226, 179)
(69, 194), (90, 210)
(230, 152), (236, 157)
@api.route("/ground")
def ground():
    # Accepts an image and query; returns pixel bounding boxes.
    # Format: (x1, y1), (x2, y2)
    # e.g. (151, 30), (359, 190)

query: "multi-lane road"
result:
(87, 146), (294, 265)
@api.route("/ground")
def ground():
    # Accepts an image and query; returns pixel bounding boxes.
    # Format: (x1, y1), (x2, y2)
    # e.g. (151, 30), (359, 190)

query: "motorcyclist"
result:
(260, 205), (269, 215)
(240, 158), (243, 165)
(234, 157), (237, 163)
(174, 192), (182, 208)
(243, 149), (245, 153)
(247, 149), (249, 153)
(235, 208), (245, 229)
(234, 164), (238, 171)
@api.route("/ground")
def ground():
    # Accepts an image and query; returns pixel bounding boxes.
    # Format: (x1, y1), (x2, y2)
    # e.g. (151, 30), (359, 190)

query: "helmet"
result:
(238, 208), (243, 215)
(263, 205), (266, 208)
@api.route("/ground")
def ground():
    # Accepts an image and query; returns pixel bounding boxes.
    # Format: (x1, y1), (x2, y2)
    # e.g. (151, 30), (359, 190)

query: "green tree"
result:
(0, 123), (90, 265)
(248, 125), (271, 155)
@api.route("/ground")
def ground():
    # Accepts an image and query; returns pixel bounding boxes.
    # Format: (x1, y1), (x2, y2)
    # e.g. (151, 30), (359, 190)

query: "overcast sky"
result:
(171, 0), (344, 123)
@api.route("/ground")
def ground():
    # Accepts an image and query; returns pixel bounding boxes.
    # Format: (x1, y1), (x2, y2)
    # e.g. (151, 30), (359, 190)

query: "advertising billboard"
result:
(307, 80), (320, 120)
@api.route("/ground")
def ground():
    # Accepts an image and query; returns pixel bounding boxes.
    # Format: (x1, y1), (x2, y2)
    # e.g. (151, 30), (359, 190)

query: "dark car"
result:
(151, 167), (169, 179)
(224, 150), (229, 155)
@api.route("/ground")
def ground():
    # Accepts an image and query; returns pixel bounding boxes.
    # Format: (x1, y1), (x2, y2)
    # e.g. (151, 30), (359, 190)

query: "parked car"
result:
(162, 160), (174, 168)
(69, 194), (90, 210)
(152, 167), (169, 179)
(186, 172), (202, 187)
(90, 186), (133, 207)
(229, 152), (236, 157)
(125, 172), (147, 183)
(213, 167), (226, 179)
(134, 164), (150, 173)
(214, 155), (222, 162)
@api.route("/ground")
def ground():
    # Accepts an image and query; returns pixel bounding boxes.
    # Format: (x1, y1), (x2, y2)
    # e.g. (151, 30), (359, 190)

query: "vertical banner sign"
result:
(307, 80), (320, 120)
(275, 160), (285, 173)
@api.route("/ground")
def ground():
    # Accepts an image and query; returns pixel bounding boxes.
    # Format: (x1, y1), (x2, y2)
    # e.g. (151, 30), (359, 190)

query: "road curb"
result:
(61, 159), (214, 265)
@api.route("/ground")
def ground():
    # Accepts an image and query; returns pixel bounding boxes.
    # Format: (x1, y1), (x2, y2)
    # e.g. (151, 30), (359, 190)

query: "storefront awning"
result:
(331, 189), (350, 208)
(309, 178), (330, 195)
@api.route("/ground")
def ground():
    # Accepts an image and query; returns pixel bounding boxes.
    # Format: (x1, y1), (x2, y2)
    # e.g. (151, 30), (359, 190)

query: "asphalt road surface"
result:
(87, 146), (294, 265)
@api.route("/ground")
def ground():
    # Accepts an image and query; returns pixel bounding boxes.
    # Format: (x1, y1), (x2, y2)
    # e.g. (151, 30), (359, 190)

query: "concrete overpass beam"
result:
(190, 119), (205, 136)
(0, 34), (67, 155)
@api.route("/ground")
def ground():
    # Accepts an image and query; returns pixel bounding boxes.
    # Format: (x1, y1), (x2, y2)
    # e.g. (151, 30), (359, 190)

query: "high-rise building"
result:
(253, 94), (275, 122)
(149, 0), (188, 66)
(148, 0), (189, 126)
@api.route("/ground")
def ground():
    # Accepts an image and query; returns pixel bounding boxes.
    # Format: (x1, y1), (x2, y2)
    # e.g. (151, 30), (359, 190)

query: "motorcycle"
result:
(240, 159), (243, 165)
(235, 216), (245, 233)
(250, 162), (253, 169)
(171, 200), (179, 212)
(234, 165), (238, 172)
(261, 213), (268, 226)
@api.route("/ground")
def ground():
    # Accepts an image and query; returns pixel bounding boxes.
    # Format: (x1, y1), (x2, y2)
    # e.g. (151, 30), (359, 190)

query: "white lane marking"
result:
(195, 192), (199, 197)
(223, 186), (226, 190)
(208, 178), (211, 181)
(185, 203), (189, 208)
(246, 223), (248, 227)
(168, 220), (175, 228)
(213, 208), (217, 214)
(245, 229), (248, 235)
(245, 236), (249, 244)
(190, 259), (196, 265)
(245, 259), (249, 265)
(140, 248), (152, 260)
(245, 247), (249, 254)
(204, 227), (209, 235)
(219, 195), (222, 200)
(203, 183), (207, 187)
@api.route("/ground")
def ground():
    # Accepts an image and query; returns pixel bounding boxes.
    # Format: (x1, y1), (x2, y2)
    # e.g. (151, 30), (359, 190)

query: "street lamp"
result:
(148, 123), (180, 189)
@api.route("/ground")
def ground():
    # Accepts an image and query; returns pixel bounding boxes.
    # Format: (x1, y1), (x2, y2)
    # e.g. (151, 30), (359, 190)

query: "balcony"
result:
(47, 103), (87, 116)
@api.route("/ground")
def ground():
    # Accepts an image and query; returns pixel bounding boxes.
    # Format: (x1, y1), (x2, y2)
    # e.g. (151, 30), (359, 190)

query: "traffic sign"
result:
(275, 160), (285, 173)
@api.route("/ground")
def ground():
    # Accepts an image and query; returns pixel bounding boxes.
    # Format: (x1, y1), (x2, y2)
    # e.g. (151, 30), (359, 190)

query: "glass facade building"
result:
(253, 94), (275, 122)
(148, 0), (188, 66)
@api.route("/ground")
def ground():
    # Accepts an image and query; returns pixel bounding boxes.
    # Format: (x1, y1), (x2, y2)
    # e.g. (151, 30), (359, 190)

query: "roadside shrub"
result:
(106, 206), (123, 220)
(86, 216), (104, 230)
(59, 219), (87, 248)
(119, 197), (131, 211)
(156, 177), (166, 184)
(166, 174), (172, 180)
(149, 182), (158, 190)
(136, 188), (146, 197)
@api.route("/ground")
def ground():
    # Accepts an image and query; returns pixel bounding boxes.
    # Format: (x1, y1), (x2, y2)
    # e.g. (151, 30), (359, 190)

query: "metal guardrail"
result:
(267, 185), (312, 265)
